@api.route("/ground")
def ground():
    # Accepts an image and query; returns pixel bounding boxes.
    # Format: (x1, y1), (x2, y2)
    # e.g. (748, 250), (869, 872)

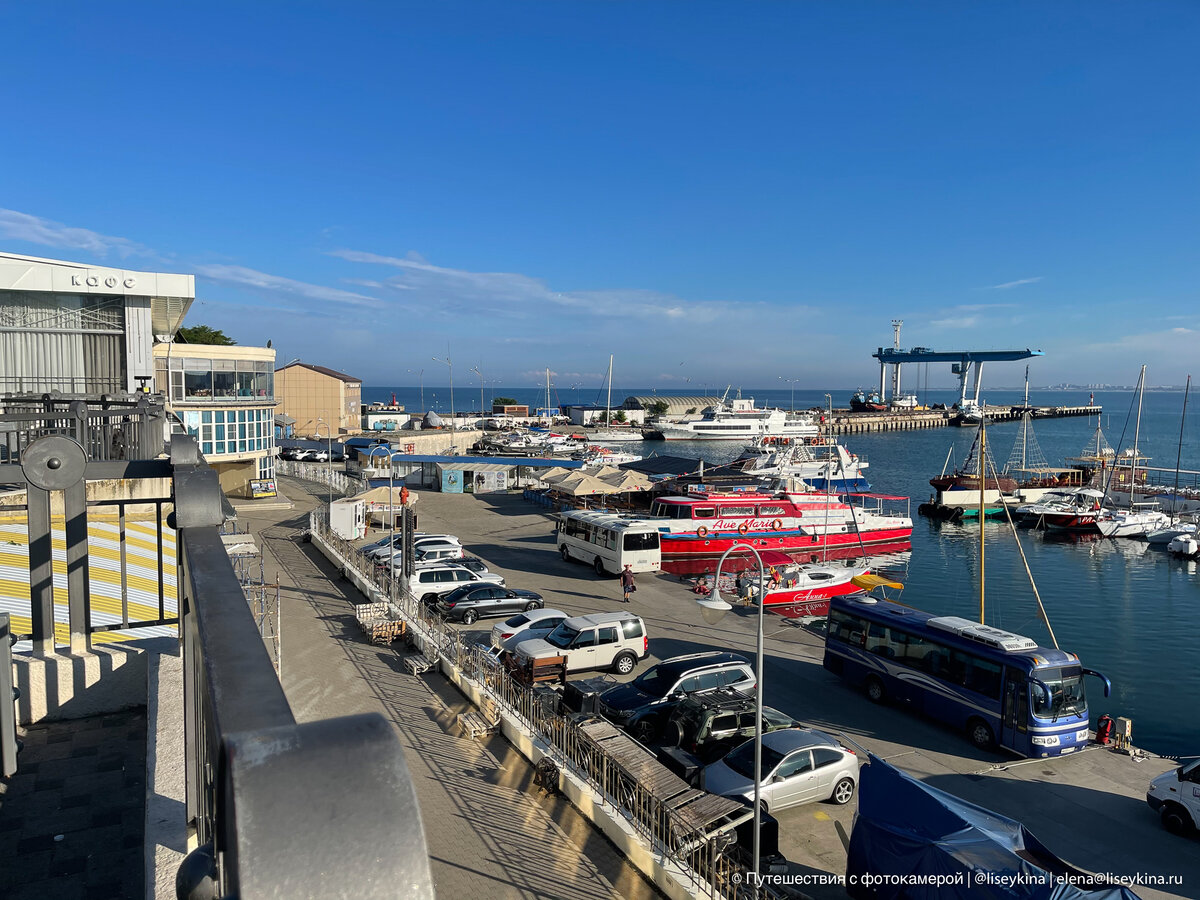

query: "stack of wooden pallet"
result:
(354, 601), (406, 645)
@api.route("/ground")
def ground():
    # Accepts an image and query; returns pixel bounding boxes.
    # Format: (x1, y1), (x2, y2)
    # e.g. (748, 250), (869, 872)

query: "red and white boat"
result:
(742, 550), (868, 617)
(648, 479), (913, 568)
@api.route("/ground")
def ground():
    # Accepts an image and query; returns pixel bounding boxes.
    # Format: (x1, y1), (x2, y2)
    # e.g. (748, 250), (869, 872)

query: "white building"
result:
(0, 252), (194, 394)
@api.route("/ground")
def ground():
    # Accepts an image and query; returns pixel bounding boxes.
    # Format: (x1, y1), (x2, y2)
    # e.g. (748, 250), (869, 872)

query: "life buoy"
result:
(812, 436), (824, 446)
(738, 523), (749, 535)
(771, 519), (782, 531)
(696, 526), (709, 537)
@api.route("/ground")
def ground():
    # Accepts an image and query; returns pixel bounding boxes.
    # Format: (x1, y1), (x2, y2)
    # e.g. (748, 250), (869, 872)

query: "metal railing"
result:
(312, 515), (764, 900)
(1, 613), (18, 777)
(1, 392), (166, 463)
(275, 458), (356, 495)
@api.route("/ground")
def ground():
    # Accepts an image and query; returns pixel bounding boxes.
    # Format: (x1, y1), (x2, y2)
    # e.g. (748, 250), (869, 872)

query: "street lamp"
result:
(779, 377), (801, 412)
(315, 417), (333, 508)
(471, 365), (484, 418)
(367, 444), (398, 599)
(432, 354), (455, 452)
(824, 393), (833, 427)
(695, 543), (766, 886)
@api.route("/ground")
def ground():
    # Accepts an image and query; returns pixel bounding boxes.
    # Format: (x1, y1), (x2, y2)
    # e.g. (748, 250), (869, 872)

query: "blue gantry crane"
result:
(873, 343), (1044, 408)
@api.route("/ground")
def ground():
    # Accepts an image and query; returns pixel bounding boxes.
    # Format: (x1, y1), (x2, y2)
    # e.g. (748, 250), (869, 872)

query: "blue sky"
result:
(2, 3), (1197, 390)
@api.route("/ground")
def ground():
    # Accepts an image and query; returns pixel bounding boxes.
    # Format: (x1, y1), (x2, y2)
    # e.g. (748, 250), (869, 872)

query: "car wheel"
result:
(830, 777), (855, 805)
(967, 718), (995, 750)
(461, 610), (478, 626)
(593, 557), (606, 576)
(865, 676), (886, 704)
(524, 600), (540, 611)
(1162, 804), (1194, 835)
(612, 652), (636, 675)
(560, 545), (571, 562)
(634, 718), (658, 743)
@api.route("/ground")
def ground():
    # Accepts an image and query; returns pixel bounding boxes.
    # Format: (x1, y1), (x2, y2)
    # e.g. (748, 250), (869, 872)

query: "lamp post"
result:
(433, 354), (454, 452)
(315, 417), (333, 508)
(779, 377), (801, 412)
(824, 393), (833, 427)
(367, 444), (397, 598)
(471, 365), (484, 418)
(695, 543), (766, 887)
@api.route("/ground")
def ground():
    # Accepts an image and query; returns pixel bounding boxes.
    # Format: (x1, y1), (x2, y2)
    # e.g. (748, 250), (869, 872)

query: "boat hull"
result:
(1041, 511), (1100, 533)
(660, 527), (914, 565)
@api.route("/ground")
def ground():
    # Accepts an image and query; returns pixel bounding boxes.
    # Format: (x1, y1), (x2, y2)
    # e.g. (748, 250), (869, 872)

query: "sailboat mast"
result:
(1130, 365), (1146, 510)
(979, 423), (986, 624)
(545, 368), (551, 426)
(1172, 375), (1191, 512)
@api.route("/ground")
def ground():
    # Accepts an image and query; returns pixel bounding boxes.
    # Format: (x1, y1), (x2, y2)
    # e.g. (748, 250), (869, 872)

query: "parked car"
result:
(598, 652), (755, 741)
(490, 608), (570, 650)
(452, 556), (491, 576)
(666, 691), (804, 763)
(292, 448), (318, 461)
(367, 534), (461, 562)
(413, 542), (465, 563)
(434, 585), (544, 625)
(1147, 758), (1200, 835)
(700, 729), (859, 813)
(407, 563), (504, 601)
(513, 612), (648, 676)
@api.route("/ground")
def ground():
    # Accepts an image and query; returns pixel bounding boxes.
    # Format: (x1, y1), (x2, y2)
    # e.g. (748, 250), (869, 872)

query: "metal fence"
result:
(1, 392), (166, 463)
(311, 514), (765, 900)
(275, 458), (357, 495)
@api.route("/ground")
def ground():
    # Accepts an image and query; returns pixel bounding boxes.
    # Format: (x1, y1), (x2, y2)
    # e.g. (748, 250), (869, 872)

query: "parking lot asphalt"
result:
(378, 487), (1198, 900)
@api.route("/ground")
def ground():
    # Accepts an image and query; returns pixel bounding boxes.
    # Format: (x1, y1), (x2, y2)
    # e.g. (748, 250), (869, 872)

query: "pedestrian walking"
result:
(621, 564), (636, 602)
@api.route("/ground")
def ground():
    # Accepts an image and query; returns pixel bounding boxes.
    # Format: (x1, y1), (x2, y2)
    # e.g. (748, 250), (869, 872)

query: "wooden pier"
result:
(823, 404), (1100, 435)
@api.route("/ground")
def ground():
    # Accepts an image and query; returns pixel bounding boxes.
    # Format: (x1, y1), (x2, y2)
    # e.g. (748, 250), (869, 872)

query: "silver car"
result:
(490, 608), (570, 651)
(700, 728), (858, 813)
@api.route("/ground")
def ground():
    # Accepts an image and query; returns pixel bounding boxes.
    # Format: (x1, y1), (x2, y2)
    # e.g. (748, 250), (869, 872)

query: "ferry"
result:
(647, 478), (913, 565)
(656, 389), (818, 441)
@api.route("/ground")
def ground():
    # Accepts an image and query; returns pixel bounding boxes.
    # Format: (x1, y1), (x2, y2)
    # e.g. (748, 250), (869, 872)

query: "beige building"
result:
(275, 362), (362, 438)
(153, 342), (278, 498)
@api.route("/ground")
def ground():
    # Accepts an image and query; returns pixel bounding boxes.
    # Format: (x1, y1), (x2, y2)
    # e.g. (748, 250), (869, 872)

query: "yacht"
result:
(657, 389), (818, 441)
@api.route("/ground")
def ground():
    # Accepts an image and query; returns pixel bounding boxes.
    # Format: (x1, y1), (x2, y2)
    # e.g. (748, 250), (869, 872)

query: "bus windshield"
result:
(1031, 665), (1085, 718)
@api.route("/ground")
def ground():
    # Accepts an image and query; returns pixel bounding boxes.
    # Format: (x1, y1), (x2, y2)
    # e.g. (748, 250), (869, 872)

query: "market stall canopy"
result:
(537, 466), (575, 483)
(352, 486), (415, 507)
(600, 470), (654, 492)
(553, 472), (621, 496)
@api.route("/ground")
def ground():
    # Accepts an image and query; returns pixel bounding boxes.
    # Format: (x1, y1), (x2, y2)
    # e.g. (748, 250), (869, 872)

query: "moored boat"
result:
(656, 388), (817, 441)
(742, 550), (870, 617)
(735, 437), (871, 493)
(850, 389), (887, 412)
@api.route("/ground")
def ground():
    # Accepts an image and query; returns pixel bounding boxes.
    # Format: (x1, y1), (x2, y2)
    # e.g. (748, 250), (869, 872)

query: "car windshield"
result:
(545, 624), (580, 650)
(1031, 665), (1086, 719)
(1180, 759), (1200, 780)
(723, 740), (787, 779)
(631, 666), (674, 698)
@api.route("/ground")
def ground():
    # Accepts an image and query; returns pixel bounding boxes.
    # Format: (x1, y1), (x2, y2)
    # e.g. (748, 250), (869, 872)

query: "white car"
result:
(490, 608), (570, 651)
(700, 728), (858, 813)
(367, 534), (461, 562)
(513, 612), (648, 676)
(407, 563), (504, 602)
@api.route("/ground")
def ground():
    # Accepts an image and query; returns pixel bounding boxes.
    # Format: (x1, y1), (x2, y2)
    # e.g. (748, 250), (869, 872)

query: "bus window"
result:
(866, 623), (894, 657)
(623, 531), (659, 551)
(962, 655), (1002, 699)
(828, 610), (865, 646)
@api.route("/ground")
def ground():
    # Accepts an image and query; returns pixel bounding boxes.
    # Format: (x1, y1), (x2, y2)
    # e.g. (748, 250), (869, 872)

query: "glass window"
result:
(213, 369), (236, 398)
(597, 626), (617, 645)
(623, 531), (659, 551)
(710, 714), (738, 735)
(572, 629), (597, 648)
(201, 411), (212, 424)
(677, 675), (703, 693)
(721, 506), (755, 517)
(776, 751), (814, 778)
(692, 507), (716, 519)
(812, 748), (843, 769)
(694, 671), (722, 691)
(621, 620), (643, 639)
(758, 505), (787, 516)
(721, 668), (752, 688)
(183, 362), (212, 398)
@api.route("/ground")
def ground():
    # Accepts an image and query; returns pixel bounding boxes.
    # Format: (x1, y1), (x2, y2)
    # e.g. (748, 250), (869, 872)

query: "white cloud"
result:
(1171, 327), (1194, 334)
(0, 208), (152, 258)
(986, 277), (1043, 290)
(194, 264), (384, 309)
(931, 314), (980, 329)
(328, 248), (744, 323)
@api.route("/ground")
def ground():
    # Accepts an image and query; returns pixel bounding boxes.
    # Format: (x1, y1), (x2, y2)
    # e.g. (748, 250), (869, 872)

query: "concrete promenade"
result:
(238, 477), (661, 900)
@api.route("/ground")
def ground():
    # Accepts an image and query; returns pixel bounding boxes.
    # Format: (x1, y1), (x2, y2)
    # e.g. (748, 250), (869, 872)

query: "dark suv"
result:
(666, 691), (804, 763)
(597, 652), (755, 741)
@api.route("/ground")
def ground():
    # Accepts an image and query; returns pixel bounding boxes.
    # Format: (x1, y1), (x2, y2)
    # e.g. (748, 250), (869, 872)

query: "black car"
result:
(434, 585), (544, 625)
(666, 691), (804, 763)
(597, 651), (755, 741)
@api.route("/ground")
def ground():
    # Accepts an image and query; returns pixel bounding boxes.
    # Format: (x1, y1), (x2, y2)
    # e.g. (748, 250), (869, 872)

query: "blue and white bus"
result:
(823, 594), (1111, 758)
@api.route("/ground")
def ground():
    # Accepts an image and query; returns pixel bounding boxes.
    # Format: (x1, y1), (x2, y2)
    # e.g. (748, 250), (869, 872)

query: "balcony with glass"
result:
(161, 356), (275, 404)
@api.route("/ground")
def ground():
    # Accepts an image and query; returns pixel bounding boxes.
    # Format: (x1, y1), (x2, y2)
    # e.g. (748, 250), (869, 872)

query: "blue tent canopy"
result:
(847, 755), (1142, 900)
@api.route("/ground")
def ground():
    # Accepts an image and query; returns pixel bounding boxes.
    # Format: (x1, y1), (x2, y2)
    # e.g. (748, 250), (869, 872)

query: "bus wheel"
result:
(560, 545), (571, 562)
(865, 676), (886, 704)
(967, 718), (995, 750)
(594, 557), (606, 576)
(1162, 804), (1194, 835)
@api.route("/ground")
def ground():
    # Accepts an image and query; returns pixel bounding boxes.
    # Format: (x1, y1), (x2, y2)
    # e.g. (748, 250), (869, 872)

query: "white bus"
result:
(555, 510), (662, 576)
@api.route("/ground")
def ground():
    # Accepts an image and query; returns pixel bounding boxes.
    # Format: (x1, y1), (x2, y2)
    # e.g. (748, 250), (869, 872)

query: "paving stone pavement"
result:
(0, 709), (147, 900)
(240, 477), (663, 900)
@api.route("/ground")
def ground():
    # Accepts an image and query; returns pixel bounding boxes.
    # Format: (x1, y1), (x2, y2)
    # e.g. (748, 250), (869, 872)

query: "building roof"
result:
(622, 395), (723, 414)
(618, 455), (705, 477)
(275, 361), (361, 384)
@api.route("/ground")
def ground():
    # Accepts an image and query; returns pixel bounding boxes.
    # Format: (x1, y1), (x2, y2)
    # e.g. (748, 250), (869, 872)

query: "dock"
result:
(823, 404), (1099, 435)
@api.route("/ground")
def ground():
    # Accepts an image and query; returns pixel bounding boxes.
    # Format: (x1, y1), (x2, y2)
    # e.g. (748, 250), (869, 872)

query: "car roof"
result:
(649, 652), (751, 680)
(563, 611), (641, 628)
(761, 728), (839, 753)
(513, 608), (567, 622)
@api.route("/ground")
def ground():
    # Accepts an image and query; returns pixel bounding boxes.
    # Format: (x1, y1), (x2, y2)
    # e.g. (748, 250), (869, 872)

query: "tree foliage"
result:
(644, 400), (670, 416)
(177, 325), (237, 345)
(492, 396), (518, 406)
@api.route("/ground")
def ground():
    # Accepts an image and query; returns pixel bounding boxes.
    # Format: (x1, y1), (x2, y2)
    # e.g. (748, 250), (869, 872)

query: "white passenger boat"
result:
(657, 389), (817, 441)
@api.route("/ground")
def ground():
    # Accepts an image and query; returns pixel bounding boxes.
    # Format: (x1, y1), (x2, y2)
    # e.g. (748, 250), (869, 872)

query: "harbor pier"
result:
(824, 403), (1100, 435)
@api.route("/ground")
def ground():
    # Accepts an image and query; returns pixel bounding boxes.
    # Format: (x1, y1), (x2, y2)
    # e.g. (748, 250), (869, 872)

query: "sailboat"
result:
(1095, 366), (1170, 539)
(591, 355), (644, 443)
